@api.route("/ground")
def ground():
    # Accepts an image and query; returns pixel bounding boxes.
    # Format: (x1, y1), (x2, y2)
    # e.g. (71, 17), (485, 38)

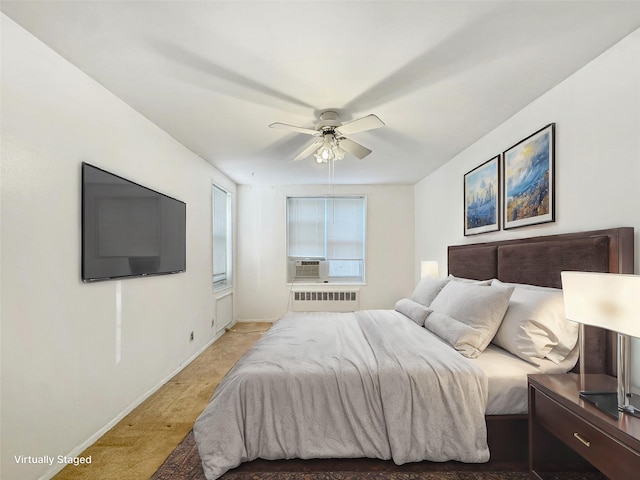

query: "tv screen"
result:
(82, 163), (186, 282)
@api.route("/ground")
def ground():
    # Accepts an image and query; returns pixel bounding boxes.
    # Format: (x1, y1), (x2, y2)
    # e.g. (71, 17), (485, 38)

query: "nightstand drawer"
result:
(535, 390), (640, 479)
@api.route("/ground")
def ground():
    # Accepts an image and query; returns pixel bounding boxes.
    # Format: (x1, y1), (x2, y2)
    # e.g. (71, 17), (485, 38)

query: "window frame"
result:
(286, 195), (367, 284)
(212, 184), (233, 291)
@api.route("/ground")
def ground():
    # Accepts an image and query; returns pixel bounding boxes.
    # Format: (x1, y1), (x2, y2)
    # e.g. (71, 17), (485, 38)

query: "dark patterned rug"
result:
(151, 430), (604, 480)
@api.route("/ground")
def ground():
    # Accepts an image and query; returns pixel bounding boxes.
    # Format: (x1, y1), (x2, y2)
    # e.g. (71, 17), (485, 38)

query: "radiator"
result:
(216, 292), (233, 331)
(290, 288), (360, 312)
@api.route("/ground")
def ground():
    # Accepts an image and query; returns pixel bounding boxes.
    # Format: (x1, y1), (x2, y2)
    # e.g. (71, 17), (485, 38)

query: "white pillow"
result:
(492, 279), (560, 292)
(491, 279), (579, 364)
(448, 274), (493, 286)
(410, 276), (450, 307)
(425, 281), (514, 358)
(424, 311), (482, 355)
(394, 298), (432, 326)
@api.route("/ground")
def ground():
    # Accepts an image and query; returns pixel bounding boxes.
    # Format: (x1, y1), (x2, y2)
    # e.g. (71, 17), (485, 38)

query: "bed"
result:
(194, 227), (634, 479)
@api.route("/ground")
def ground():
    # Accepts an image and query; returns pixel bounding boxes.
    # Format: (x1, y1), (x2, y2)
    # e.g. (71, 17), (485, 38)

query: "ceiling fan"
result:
(269, 111), (385, 163)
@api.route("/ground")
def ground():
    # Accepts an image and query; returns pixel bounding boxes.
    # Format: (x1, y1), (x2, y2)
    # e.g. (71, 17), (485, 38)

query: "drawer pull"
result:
(573, 432), (591, 447)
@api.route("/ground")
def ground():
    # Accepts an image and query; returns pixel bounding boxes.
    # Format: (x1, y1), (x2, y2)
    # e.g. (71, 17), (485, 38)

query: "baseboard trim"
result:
(39, 329), (227, 480)
(237, 318), (281, 323)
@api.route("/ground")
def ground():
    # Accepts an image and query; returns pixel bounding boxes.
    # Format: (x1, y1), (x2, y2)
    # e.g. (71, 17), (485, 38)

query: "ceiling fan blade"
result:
(336, 114), (385, 136)
(293, 139), (323, 161)
(269, 122), (318, 136)
(339, 138), (372, 159)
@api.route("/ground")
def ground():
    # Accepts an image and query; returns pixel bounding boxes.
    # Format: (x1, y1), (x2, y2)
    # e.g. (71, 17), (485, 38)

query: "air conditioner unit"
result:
(288, 259), (329, 282)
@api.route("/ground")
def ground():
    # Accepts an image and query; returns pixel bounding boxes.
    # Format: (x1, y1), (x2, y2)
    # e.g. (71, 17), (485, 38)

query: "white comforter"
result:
(194, 310), (489, 479)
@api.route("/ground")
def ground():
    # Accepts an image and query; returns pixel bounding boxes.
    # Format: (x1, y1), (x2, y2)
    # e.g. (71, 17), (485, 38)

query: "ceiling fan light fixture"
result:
(270, 111), (383, 162)
(332, 142), (345, 161)
(314, 133), (339, 163)
(314, 144), (331, 163)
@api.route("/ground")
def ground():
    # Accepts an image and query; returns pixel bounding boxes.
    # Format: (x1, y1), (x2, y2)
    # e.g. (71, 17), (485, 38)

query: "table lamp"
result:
(420, 261), (439, 278)
(561, 271), (640, 418)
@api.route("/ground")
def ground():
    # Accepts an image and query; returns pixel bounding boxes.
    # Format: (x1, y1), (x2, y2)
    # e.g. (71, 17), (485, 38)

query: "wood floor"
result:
(53, 322), (271, 480)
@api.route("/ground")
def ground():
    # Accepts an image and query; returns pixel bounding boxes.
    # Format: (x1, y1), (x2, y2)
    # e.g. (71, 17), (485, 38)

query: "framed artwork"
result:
(502, 123), (555, 230)
(464, 155), (500, 236)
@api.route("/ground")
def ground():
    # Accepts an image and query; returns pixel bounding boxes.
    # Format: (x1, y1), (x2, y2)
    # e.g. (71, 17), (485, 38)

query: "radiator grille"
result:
(291, 289), (359, 312)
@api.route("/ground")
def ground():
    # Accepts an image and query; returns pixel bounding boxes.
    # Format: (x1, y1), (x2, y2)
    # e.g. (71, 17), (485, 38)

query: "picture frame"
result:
(502, 123), (555, 230)
(464, 155), (500, 236)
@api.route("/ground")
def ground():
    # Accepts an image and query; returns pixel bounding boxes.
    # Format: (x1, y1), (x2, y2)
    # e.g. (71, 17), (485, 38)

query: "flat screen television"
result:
(82, 162), (186, 282)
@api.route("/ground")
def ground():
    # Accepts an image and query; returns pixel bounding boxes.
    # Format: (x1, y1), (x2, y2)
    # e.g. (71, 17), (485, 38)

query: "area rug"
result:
(152, 430), (604, 480)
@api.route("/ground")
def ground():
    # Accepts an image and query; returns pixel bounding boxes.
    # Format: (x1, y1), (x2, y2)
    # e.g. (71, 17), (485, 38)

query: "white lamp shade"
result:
(561, 271), (640, 338)
(420, 261), (439, 278)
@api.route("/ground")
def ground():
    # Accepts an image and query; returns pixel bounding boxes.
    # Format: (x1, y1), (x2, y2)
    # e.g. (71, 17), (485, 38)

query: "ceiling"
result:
(2, 1), (639, 185)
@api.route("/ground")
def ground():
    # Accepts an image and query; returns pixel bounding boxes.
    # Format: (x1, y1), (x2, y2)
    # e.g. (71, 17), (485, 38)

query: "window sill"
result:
(213, 284), (233, 295)
(287, 281), (365, 287)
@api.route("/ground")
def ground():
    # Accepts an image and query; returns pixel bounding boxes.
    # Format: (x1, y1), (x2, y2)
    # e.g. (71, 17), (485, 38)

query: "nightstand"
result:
(528, 373), (640, 479)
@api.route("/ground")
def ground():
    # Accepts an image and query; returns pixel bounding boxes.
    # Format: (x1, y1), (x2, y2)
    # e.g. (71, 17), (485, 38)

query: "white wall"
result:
(0, 16), (236, 480)
(415, 29), (640, 380)
(236, 184), (415, 320)
(415, 28), (639, 274)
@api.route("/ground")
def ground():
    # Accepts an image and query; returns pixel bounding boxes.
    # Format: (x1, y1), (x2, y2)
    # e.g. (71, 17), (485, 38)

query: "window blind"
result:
(213, 185), (229, 286)
(287, 196), (366, 281)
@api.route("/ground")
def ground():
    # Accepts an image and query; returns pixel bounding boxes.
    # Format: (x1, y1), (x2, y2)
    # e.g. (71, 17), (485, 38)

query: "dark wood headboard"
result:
(448, 227), (635, 376)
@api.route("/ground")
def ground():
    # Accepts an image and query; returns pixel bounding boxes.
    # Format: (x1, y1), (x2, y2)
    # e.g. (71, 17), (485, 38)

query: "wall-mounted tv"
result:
(82, 162), (186, 282)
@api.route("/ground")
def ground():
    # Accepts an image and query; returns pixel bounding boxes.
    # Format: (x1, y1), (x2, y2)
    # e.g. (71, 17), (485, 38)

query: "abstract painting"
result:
(464, 156), (499, 236)
(503, 124), (555, 229)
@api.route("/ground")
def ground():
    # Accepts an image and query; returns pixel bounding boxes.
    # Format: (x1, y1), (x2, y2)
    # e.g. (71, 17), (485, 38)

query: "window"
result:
(213, 184), (232, 289)
(287, 196), (366, 283)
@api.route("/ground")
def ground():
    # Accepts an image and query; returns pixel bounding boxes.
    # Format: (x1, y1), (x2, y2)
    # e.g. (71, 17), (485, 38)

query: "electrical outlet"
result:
(189, 331), (194, 342)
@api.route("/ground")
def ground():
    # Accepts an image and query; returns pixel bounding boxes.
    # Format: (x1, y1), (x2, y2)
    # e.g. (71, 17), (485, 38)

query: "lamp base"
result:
(580, 391), (640, 419)
(579, 391), (619, 419)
